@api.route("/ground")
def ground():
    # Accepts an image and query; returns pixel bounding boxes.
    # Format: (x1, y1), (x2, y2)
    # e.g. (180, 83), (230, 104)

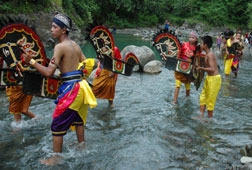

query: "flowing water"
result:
(0, 34), (252, 170)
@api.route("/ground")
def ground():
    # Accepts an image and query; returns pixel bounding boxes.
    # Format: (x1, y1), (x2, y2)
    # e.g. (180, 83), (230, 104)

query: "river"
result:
(0, 34), (252, 169)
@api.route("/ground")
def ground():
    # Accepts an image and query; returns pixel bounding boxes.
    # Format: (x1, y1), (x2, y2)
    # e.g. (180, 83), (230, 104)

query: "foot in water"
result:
(40, 155), (62, 166)
(192, 114), (204, 120)
(192, 115), (212, 122)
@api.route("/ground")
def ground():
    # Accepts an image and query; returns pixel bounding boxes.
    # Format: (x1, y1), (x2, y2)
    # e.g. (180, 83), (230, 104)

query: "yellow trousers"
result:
(224, 58), (233, 75)
(175, 79), (191, 90)
(200, 74), (221, 111)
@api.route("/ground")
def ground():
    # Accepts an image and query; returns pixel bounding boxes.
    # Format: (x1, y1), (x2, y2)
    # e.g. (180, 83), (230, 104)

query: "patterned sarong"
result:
(6, 86), (32, 114)
(92, 66), (117, 100)
(51, 70), (97, 136)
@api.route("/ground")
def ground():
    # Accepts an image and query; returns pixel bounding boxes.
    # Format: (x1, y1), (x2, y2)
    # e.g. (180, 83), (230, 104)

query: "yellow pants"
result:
(200, 74), (221, 111)
(175, 79), (191, 90)
(224, 58), (233, 75)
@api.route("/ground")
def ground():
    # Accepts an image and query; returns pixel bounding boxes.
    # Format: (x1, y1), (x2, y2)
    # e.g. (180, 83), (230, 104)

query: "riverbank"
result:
(0, 13), (225, 48)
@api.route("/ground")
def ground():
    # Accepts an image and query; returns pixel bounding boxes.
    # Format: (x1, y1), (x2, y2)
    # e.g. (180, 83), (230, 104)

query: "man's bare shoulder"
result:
(54, 43), (67, 50)
(208, 51), (216, 59)
(71, 40), (81, 49)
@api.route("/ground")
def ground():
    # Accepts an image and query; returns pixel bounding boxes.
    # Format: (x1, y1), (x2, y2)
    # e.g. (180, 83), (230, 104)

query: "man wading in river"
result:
(194, 36), (221, 119)
(23, 13), (97, 165)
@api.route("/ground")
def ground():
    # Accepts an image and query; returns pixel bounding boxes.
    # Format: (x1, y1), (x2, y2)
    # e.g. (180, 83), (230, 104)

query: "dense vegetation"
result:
(1, 0), (252, 30)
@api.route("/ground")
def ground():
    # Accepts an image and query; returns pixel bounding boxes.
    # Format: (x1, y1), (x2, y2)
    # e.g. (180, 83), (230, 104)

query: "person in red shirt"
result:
(174, 31), (198, 103)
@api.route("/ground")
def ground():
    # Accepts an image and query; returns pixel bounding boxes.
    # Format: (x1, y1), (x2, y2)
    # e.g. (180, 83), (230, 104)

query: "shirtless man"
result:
(23, 13), (97, 165)
(195, 36), (222, 119)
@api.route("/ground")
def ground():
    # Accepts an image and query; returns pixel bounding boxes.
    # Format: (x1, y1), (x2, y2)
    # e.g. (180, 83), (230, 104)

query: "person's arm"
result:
(23, 44), (62, 77)
(80, 52), (86, 62)
(197, 54), (215, 73)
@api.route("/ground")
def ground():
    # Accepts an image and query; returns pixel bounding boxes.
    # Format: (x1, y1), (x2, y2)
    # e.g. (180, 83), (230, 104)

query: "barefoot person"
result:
(173, 31), (198, 103)
(6, 86), (35, 122)
(224, 30), (241, 78)
(195, 36), (221, 119)
(92, 46), (122, 108)
(231, 32), (244, 78)
(23, 13), (97, 165)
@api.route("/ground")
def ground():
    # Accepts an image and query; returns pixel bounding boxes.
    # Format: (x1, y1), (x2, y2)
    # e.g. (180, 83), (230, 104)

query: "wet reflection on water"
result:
(1, 48), (252, 169)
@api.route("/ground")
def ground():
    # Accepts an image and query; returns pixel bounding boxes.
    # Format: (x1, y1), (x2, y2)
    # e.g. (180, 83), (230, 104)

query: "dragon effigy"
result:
(153, 29), (205, 90)
(88, 25), (139, 76)
(0, 16), (61, 99)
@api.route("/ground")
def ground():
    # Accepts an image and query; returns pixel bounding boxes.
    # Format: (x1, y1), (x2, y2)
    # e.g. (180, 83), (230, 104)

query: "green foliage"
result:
(62, 0), (98, 27)
(247, 2), (252, 29)
(0, 0), (51, 13)
(0, 0), (251, 30)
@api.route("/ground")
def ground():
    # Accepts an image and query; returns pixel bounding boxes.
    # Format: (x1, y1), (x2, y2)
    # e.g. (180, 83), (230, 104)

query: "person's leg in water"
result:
(40, 135), (63, 165)
(75, 125), (85, 148)
(174, 87), (180, 104)
(13, 114), (22, 122)
(108, 99), (114, 108)
(185, 83), (191, 96)
(174, 79), (182, 103)
(22, 110), (36, 119)
(234, 72), (238, 78)
(224, 58), (233, 78)
(203, 75), (221, 119)
(193, 79), (207, 120)
(13, 110), (35, 122)
(207, 110), (213, 118)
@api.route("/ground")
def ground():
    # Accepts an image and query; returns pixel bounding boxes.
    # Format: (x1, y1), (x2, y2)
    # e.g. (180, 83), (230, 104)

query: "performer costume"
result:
(224, 39), (242, 75)
(6, 86), (32, 114)
(50, 14), (97, 136)
(224, 39), (233, 75)
(231, 43), (243, 73)
(92, 47), (122, 100)
(222, 47), (227, 64)
(200, 74), (221, 111)
(174, 41), (196, 89)
(51, 70), (97, 136)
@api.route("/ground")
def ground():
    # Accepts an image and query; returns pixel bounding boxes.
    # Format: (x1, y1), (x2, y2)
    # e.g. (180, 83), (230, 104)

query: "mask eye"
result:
(2, 48), (10, 57)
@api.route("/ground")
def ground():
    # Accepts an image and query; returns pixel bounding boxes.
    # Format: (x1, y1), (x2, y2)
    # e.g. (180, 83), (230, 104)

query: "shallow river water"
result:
(0, 34), (252, 170)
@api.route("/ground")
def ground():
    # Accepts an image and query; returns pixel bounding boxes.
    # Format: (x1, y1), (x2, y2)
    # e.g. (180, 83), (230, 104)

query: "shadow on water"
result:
(1, 35), (252, 169)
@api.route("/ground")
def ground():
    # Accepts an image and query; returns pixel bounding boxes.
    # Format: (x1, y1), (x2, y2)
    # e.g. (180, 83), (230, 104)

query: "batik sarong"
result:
(6, 86), (32, 114)
(91, 47), (122, 100)
(92, 68), (116, 100)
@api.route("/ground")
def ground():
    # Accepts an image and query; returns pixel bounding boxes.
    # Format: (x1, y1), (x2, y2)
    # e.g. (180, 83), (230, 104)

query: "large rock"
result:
(143, 60), (162, 74)
(121, 45), (156, 69)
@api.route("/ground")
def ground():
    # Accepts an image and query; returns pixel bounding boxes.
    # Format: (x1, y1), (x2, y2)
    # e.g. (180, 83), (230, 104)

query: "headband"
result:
(53, 14), (71, 31)
(190, 31), (198, 38)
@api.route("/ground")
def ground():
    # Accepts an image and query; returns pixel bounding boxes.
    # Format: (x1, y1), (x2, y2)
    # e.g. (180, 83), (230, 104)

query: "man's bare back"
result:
(53, 40), (85, 74)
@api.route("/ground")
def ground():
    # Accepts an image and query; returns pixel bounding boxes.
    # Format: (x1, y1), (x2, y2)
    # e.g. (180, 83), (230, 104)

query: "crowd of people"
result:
(2, 15), (248, 166)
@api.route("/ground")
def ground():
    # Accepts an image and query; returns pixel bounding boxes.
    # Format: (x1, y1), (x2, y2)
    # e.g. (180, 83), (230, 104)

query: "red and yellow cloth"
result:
(174, 42), (196, 87)
(53, 71), (97, 124)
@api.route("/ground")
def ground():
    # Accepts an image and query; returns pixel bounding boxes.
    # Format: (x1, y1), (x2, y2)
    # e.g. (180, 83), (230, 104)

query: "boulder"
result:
(121, 45), (156, 69)
(143, 60), (162, 74)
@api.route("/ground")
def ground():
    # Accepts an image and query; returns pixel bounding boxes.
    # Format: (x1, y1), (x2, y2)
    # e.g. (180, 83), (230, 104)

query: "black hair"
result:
(201, 36), (213, 48)
(228, 30), (234, 36)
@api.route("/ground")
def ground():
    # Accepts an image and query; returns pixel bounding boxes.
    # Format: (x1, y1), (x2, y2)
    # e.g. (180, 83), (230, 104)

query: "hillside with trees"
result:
(1, 0), (252, 30)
